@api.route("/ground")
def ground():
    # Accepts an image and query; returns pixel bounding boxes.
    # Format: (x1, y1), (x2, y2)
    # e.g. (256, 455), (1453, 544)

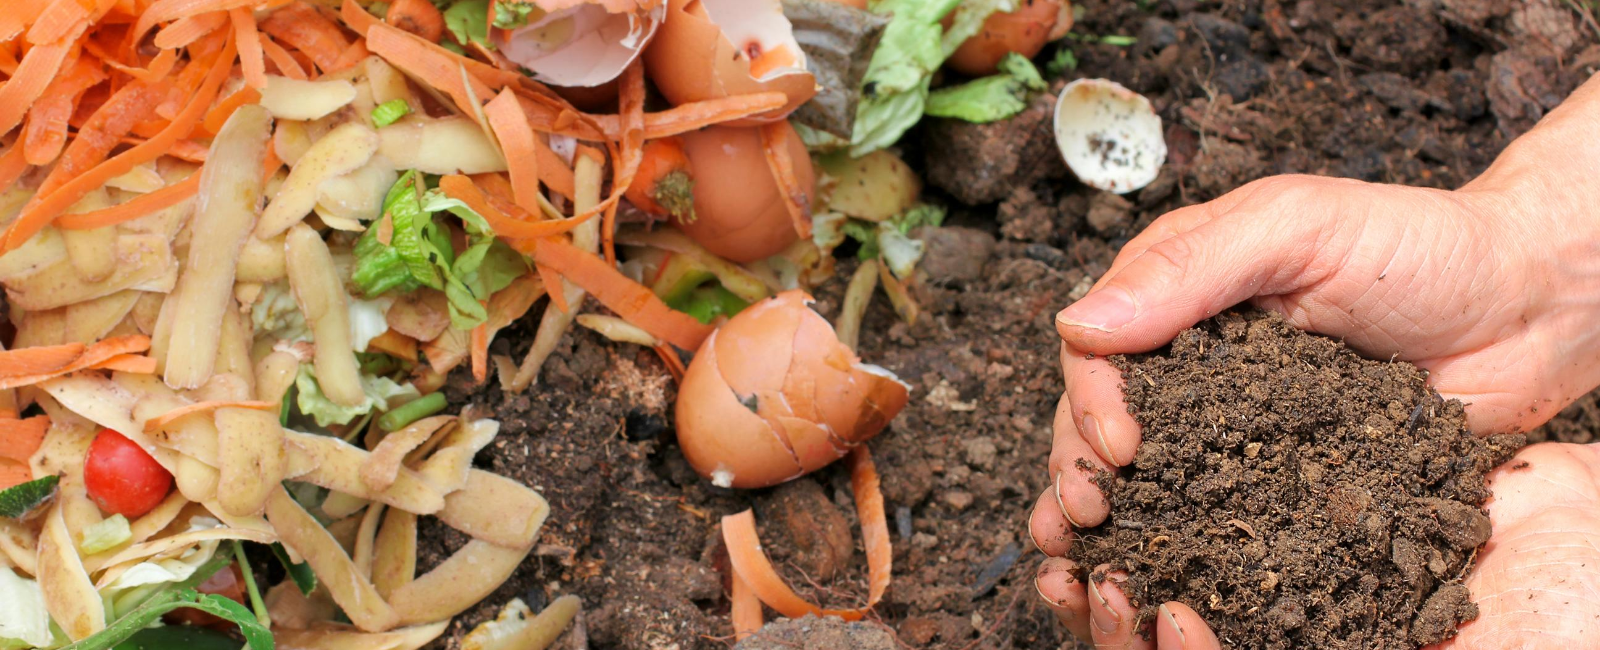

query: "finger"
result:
(1156, 602), (1221, 650)
(1064, 347), (1140, 467)
(1097, 185), (1262, 286)
(1088, 567), (1154, 650)
(1036, 557), (1092, 641)
(1056, 177), (1359, 356)
(1030, 487), (1074, 557)
(1049, 392), (1112, 527)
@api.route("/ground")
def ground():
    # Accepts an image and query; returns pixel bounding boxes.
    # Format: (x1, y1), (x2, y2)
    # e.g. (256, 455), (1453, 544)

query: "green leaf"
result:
(842, 220), (880, 261)
(849, 0), (964, 156)
(113, 626), (244, 650)
(444, 0), (492, 47)
(924, 52), (1045, 123)
(271, 543), (317, 596)
(666, 285), (750, 324)
(893, 204), (947, 234)
(371, 99), (412, 128)
(61, 555), (272, 650)
(1046, 47), (1078, 76)
(0, 475), (58, 519)
(491, 0), (536, 29)
(295, 366), (420, 428)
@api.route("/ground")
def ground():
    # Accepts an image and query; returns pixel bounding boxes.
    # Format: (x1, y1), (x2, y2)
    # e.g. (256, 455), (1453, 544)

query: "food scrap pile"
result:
(0, 0), (1138, 647)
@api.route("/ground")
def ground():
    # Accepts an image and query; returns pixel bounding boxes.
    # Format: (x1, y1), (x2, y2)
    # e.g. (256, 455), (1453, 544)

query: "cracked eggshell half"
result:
(1053, 78), (1167, 194)
(675, 291), (910, 489)
(642, 0), (817, 125)
(490, 0), (665, 88)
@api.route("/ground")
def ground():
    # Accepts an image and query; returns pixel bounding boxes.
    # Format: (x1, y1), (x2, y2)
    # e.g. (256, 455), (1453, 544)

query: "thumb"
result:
(1056, 179), (1353, 355)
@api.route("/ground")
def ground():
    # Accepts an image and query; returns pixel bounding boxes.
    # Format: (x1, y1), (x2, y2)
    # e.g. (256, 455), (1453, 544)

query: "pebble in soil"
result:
(1067, 310), (1524, 649)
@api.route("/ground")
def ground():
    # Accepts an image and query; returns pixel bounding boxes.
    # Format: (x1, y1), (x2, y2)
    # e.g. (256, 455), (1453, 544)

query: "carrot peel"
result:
(722, 447), (891, 622)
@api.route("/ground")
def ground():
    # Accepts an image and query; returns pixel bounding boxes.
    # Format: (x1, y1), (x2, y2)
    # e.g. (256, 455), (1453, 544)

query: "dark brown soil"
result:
(1068, 310), (1525, 649)
(419, 1), (1600, 648)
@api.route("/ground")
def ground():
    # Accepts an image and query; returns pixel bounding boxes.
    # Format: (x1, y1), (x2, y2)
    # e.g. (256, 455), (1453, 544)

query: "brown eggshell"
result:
(677, 330), (806, 488)
(945, 0), (1062, 77)
(676, 291), (910, 489)
(642, 0), (817, 125)
(675, 123), (814, 263)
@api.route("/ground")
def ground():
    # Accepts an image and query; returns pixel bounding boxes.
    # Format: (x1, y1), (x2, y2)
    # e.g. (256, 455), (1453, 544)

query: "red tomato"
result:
(166, 565), (247, 628)
(84, 428), (173, 518)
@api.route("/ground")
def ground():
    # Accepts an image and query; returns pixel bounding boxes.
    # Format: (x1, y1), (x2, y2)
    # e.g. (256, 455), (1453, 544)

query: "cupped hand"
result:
(1026, 112), (1600, 645)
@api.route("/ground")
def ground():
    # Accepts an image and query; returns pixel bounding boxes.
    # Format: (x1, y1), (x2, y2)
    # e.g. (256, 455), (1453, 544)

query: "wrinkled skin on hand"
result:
(1031, 75), (1600, 648)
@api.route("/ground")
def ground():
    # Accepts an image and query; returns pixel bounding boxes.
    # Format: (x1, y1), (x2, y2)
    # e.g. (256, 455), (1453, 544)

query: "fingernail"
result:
(1054, 471), (1084, 528)
(1083, 414), (1116, 465)
(1034, 578), (1064, 607)
(1159, 604), (1186, 643)
(1058, 287), (1139, 332)
(1088, 579), (1121, 635)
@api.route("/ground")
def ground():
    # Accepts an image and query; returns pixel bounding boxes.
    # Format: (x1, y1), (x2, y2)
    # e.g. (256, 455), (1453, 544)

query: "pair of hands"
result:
(1031, 76), (1600, 649)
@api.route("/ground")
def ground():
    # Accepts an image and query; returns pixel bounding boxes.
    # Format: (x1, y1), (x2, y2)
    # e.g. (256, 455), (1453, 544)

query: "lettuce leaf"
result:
(353, 172), (530, 331)
(0, 567), (51, 649)
(851, 0), (1019, 155)
(294, 365), (420, 428)
(444, 0), (492, 47)
(65, 553), (270, 650)
(491, 0), (537, 29)
(924, 52), (1046, 122)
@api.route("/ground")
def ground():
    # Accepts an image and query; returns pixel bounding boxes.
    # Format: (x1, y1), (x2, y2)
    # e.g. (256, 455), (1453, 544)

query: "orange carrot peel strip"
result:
(143, 399), (276, 433)
(259, 33), (308, 79)
(437, 175), (596, 240)
(529, 238), (714, 351)
(153, 11), (230, 49)
(0, 336), (156, 390)
(0, 416), (50, 465)
(132, 0), (256, 53)
(255, 2), (349, 72)
(0, 39), (72, 138)
(231, 6), (267, 89)
(0, 461), (33, 490)
(483, 89), (542, 214)
(2, 34), (235, 253)
(604, 61), (647, 265)
(759, 121), (812, 239)
(723, 447), (891, 621)
(57, 173), (200, 230)
(731, 570), (764, 641)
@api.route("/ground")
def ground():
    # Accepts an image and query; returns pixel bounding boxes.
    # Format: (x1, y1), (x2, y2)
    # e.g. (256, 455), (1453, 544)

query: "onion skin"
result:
(676, 123), (813, 263)
(642, 0), (816, 125)
(676, 291), (909, 488)
(945, 0), (1063, 77)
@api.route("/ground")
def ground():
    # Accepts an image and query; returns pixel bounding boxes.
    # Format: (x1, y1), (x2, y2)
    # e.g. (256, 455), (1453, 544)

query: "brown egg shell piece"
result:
(643, 0), (817, 125)
(677, 292), (910, 489)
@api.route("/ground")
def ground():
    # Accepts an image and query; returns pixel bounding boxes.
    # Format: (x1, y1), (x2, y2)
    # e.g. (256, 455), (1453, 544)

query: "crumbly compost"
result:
(1069, 310), (1523, 649)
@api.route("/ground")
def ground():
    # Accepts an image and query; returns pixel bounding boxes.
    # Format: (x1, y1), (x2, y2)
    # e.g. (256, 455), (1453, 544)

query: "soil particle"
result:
(735, 615), (895, 650)
(912, 226), (996, 284)
(1068, 310), (1524, 649)
(923, 92), (1068, 205)
(1085, 191), (1134, 235)
(1528, 389), (1600, 444)
(756, 478), (856, 582)
(998, 187), (1057, 243)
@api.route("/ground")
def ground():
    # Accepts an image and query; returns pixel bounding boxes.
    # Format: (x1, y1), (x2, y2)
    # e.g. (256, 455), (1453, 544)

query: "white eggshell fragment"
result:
(1053, 79), (1167, 194)
(492, 1), (665, 88)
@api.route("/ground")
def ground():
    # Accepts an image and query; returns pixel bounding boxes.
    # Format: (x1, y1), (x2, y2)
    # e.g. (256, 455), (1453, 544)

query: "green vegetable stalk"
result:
(377, 392), (448, 432)
(371, 99), (412, 127)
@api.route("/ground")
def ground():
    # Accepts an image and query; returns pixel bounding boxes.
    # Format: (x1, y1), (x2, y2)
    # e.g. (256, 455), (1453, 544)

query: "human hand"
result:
(1030, 74), (1600, 643)
(1031, 442), (1600, 649)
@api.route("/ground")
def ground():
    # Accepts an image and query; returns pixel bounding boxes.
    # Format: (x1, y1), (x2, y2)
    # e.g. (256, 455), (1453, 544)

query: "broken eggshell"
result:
(676, 291), (910, 489)
(642, 0), (817, 125)
(490, 0), (665, 88)
(1053, 78), (1166, 194)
